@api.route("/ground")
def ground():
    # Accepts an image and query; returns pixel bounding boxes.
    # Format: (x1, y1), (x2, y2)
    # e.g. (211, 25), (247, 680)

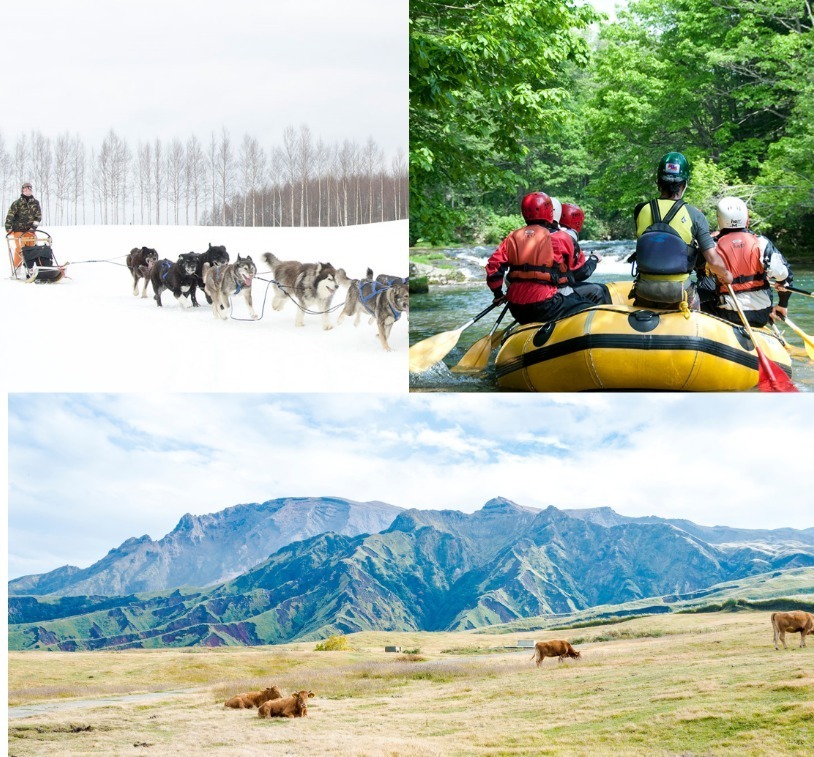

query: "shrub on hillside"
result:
(315, 634), (350, 651)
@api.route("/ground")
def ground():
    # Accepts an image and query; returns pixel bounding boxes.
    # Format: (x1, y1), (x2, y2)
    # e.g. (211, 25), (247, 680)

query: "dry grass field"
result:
(8, 611), (814, 756)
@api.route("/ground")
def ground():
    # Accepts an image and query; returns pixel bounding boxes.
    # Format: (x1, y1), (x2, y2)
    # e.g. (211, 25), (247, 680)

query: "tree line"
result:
(0, 126), (407, 228)
(410, 0), (814, 258)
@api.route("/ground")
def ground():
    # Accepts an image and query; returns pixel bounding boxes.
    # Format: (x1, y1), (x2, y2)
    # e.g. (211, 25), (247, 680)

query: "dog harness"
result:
(356, 279), (403, 321)
(159, 259), (173, 282)
(212, 264), (248, 294)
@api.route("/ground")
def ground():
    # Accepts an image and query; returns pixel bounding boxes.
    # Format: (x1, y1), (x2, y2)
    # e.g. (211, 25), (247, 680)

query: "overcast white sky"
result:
(2, 0), (406, 156)
(8, 392), (814, 579)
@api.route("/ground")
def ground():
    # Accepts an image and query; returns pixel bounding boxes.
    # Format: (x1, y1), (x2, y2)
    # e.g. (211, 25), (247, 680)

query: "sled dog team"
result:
(125, 243), (409, 351)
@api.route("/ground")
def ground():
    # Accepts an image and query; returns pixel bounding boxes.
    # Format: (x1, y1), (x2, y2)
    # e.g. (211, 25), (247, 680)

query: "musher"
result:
(5, 181), (42, 271)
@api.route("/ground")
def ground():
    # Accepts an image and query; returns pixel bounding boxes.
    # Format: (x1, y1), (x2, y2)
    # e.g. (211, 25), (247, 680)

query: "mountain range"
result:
(9, 497), (402, 597)
(9, 497), (814, 651)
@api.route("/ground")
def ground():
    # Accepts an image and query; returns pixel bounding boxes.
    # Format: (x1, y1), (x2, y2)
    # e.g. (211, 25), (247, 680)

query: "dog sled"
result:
(6, 229), (66, 283)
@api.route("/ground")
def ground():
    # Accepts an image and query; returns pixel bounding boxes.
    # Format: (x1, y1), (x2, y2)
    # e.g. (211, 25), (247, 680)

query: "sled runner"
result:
(6, 230), (66, 283)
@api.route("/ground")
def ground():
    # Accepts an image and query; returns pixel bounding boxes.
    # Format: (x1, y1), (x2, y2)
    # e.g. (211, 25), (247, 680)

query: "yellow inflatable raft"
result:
(495, 304), (792, 392)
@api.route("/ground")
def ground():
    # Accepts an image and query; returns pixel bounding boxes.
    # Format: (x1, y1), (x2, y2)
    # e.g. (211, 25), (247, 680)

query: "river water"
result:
(409, 241), (814, 392)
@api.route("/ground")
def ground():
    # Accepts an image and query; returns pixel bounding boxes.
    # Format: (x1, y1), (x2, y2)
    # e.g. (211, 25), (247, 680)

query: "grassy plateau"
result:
(7, 611), (814, 756)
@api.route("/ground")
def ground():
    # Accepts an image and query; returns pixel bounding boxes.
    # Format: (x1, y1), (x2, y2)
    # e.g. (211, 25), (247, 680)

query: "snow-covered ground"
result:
(2, 222), (408, 392)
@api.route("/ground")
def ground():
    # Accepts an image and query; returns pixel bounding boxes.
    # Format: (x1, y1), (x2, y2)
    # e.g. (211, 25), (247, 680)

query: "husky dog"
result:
(195, 243), (230, 303)
(337, 268), (376, 328)
(202, 255), (258, 320)
(126, 246), (159, 298)
(337, 270), (409, 350)
(150, 252), (200, 307)
(372, 278), (409, 351)
(262, 252), (343, 330)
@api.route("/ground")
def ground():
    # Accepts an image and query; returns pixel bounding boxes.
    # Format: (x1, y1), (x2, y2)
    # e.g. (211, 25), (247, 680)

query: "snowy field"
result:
(2, 222), (408, 392)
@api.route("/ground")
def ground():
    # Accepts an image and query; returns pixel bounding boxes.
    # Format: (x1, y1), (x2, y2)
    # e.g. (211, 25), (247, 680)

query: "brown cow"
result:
(772, 611), (814, 650)
(224, 686), (282, 709)
(531, 639), (581, 666)
(258, 690), (314, 718)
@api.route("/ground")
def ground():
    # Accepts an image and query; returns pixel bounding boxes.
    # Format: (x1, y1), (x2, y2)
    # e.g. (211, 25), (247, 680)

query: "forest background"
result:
(0, 127), (407, 229)
(410, 0), (814, 260)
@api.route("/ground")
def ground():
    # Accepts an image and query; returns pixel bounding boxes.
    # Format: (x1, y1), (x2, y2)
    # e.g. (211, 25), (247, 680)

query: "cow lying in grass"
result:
(772, 611), (814, 650)
(258, 690), (314, 718)
(224, 686), (282, 709)
(531, 640), (581, 666)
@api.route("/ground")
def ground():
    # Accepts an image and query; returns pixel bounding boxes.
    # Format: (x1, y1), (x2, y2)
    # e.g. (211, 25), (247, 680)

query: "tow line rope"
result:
(227, 272), (347, 322)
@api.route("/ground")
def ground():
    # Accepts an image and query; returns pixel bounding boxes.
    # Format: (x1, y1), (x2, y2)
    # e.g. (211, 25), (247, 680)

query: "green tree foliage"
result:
(585, 0), (814, 246)
(410, 0), (814, 254)
(410, 0), (598, 244)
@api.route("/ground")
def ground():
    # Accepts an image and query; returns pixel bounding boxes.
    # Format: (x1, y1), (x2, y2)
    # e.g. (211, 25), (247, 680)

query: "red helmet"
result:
(520, 192), (554, 223)
(560, 203), (585, 233)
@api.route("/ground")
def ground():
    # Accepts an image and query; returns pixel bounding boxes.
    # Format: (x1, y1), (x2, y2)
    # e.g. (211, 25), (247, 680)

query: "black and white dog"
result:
(150, 253), (200, 307)
(126, 246), (159, 298)
(195, 244), (230, 303)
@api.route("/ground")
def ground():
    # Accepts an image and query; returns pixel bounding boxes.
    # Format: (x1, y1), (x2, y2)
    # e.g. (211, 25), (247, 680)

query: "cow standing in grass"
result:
(531, 640), (581, 666)
(772, 611), (814, 650)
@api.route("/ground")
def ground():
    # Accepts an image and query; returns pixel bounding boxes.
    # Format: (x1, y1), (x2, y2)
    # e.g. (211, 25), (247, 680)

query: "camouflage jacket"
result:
(5, 195), (42, 232)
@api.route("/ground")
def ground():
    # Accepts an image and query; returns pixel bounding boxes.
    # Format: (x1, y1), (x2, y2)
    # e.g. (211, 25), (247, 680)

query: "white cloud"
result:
(8, 393), (814, 578)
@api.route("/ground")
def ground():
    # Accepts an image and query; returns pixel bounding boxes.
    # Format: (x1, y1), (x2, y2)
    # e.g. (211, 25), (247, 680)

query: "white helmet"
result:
(550, 197), (562, 224)
(717, 196), (749, 230)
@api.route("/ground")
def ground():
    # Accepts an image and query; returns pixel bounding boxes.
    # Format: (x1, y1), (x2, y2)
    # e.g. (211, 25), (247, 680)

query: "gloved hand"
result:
(492, 292), (507, 305)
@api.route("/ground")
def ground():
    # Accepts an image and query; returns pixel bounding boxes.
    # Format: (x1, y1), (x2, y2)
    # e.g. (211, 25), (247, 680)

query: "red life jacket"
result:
(715, 230), (768, 295)
(505, 225), (569, 286)
(551, 229), (581, 270)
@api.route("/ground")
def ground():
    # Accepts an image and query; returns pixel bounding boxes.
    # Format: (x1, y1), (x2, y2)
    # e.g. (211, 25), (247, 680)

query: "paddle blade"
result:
(409, 328), (464, 373)
(450, 333), (493, 373)
(783, 317), (814, 361)
(756, 350), (798, 392)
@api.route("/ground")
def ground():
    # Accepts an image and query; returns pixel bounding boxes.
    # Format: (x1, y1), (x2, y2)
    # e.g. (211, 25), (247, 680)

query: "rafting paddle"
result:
(409, 300), (502, 373)
(776, 313), (814, 361)
(780, 285), (814, 299)
(726, 284), (797, 392)
(769, 321), (810, 361)
(450, 304), (510, 373)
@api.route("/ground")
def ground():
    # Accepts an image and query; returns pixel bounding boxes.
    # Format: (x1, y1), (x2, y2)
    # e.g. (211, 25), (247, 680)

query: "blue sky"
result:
(5, 0), (406, 157)
(8, 393), (814, 578)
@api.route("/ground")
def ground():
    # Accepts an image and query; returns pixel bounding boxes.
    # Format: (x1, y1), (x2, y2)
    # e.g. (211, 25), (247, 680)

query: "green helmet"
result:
(657, 152), (690, 185)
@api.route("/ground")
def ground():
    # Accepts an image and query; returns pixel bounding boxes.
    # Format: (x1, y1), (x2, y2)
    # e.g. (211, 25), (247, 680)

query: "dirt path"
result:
(8, 688), (198, 719)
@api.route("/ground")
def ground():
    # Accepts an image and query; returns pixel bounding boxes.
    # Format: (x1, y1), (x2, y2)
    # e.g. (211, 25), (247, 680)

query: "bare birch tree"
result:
(136, 142), (152, 224)
(167, 138), (185, 225)
(297, 125), (314, 227)
(186, 135), (205, 225)
(30, 132), (52, 222)
(281, 126), (298, 225)
(53, 133), (71, 225)
(217, 128), (233, 225)
(69, 136), (85, 225)
(153, 139), (163, 225)
(0, 133), (11, 216)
